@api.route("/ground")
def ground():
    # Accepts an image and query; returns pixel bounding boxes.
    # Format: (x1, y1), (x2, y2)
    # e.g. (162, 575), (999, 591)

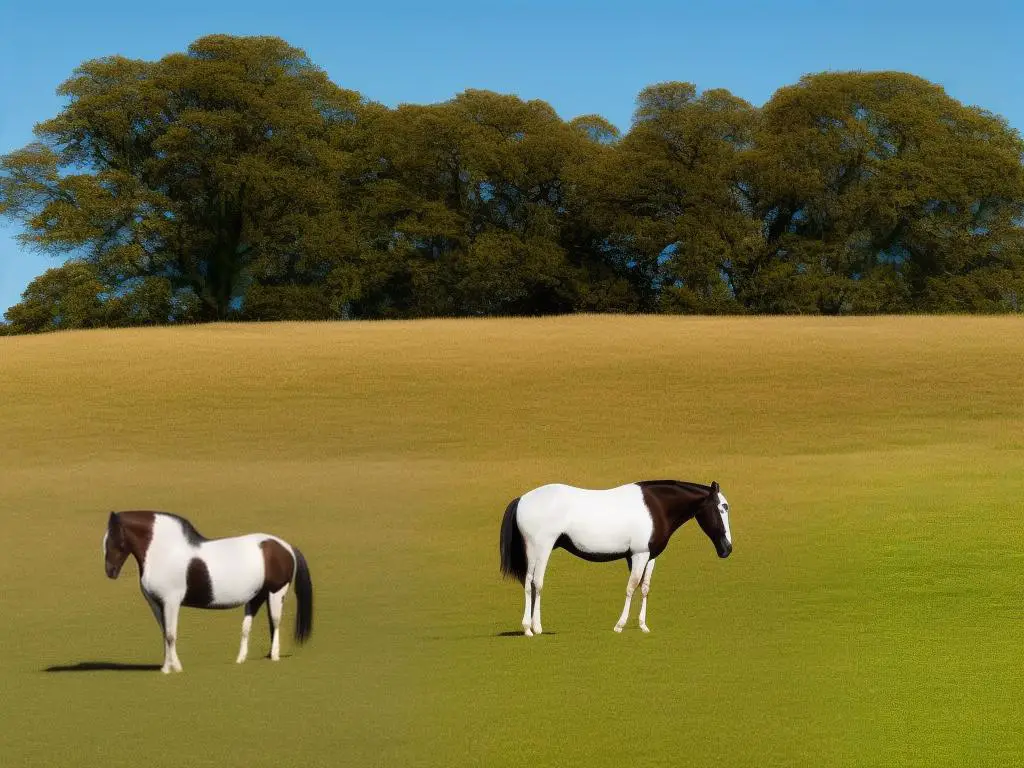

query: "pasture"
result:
(1, 316), (1021, 767)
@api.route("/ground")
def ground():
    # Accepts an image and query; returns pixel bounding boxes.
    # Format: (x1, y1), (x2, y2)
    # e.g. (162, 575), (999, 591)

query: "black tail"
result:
(499, 497), (527, 585)
(292, 547), (313, 644)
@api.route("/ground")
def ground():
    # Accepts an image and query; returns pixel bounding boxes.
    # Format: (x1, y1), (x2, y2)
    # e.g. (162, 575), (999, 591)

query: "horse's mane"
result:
(155, 512), (207, 545)
(637, 479), (713, 495)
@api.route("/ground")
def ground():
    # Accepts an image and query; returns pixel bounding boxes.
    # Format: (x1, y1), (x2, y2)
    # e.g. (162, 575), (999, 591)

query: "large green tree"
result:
(0, 35), (363, 323)
(739, 71), (1024, 313)
(585, 82), (757, 313)
(351, 90), (637, 317)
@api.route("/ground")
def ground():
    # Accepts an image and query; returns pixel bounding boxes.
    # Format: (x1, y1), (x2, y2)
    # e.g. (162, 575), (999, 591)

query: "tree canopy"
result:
(2, 36), (1022, 333)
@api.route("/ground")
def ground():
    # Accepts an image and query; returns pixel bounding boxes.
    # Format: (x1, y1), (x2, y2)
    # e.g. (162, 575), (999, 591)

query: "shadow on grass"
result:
(43, 661), (162, 672)
(420, 630), (562, 640)
(45, 653), (294, 672)
(495, 630), (558, 637)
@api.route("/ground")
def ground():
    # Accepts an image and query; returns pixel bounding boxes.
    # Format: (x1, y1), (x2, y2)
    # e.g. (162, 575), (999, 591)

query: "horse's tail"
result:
(499, 497), (527, 585)
(291, 547), (313, 644)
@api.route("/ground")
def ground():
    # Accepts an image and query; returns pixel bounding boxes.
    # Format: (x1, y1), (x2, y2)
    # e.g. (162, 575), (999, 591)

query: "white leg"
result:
(522, 543), (537, 636)
(236, 597), (263, 664)
(236, 614), (254, 664)
(614, 553), (650, 633)
(267, 585), (288, 660)
(522, 582), (535, 637)
(638, 559), (656, 633)
(162, 599), (183, 673)
(530, 550), (552, 636)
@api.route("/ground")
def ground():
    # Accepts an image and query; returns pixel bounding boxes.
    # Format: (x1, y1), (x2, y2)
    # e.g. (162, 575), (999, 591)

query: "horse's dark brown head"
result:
(695, 481), (733, 558)
(103, 512), (131, 579)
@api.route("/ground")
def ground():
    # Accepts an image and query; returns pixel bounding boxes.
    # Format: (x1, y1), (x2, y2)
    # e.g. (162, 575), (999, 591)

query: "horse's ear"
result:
(711, 481), (720, 493)
(108, 511), (120, 528)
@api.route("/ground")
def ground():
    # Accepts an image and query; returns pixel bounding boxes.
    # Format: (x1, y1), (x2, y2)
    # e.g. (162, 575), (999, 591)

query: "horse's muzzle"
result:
(105, 563), (121, 579)
(717, 540), (733, 559)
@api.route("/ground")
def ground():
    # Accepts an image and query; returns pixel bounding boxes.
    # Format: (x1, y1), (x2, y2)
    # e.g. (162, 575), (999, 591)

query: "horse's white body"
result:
(512, 482), (731, 636)
(518, 483), (654, 557)
(141, 517), (291, 607)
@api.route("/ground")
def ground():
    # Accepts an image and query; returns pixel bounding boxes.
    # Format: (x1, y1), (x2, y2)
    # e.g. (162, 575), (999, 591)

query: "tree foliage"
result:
(740, 72), (1024, 313)
(3, 38), (1023, 333)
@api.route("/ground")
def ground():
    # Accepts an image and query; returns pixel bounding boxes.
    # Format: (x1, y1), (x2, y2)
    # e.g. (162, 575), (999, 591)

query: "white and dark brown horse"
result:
(500, 480), (732, 635)
(103, 511), (313, 673)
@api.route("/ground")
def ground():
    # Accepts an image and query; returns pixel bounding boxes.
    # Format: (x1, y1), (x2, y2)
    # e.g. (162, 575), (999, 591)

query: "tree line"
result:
(2, 34), (1022, 334)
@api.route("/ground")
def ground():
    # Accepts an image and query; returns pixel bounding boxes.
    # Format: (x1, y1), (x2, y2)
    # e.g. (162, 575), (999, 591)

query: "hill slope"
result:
(1, 316), (1022, 767)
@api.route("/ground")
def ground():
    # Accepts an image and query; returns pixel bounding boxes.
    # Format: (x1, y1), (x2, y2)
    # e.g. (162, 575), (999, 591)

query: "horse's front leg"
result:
(614, 552), (650, 633)
(143, 591), (168, 668)
(161, 598), (184, 673)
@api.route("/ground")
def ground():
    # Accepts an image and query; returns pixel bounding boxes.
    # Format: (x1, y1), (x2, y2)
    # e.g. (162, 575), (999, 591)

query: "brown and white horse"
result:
(500, 480), (732, 635)
(103, 511), (313, 673)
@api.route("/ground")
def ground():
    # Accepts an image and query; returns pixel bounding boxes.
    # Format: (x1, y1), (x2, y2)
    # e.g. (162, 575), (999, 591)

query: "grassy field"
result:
(1, 315), (1022, 767)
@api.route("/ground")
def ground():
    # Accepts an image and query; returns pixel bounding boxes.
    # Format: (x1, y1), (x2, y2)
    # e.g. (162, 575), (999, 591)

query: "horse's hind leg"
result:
(236, 595), (265, 664)
(614, 552), (650, 633)
(267, 584), (289, 660)
(638, 559), (656, 633)
(521, 542), (537, 636)
(529, 548), (552, 636)
(521, 580), (534, 637)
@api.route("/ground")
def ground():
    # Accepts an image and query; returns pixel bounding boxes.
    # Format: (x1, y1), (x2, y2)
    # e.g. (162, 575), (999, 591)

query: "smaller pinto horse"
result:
(500, 480), (732, 635)
(103, 511), (313, 673)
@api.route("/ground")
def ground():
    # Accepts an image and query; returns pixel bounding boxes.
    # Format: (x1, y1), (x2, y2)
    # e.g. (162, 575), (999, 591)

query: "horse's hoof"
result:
(524, 628), (534, 637)
(532, 626), (543, 636)
(160, 666), (172, 674)
(235, 657), (246, 664)
(640, 624), (650, 633)
(613, 624), (624, 633)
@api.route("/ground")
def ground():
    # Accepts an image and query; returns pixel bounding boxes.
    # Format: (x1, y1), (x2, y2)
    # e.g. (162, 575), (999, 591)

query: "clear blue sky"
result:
(1, 0), (1021, 315)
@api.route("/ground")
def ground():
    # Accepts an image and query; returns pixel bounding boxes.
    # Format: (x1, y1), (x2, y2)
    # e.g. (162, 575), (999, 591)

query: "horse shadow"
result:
(43, 661), (162, 672)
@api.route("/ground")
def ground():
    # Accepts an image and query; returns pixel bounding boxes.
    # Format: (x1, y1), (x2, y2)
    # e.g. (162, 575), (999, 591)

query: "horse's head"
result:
(695, 481), (732, 558)
(103, 512), (130, 579)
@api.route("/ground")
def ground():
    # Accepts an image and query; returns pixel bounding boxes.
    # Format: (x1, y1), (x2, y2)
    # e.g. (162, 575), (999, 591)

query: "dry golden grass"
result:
(1, 316), (1022, 767)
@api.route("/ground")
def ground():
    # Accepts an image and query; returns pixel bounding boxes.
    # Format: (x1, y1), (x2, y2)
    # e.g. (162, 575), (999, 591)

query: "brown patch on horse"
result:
(121, 512), (156, 567)
(260, 539), (294, 593)
(107, 511), (156, 574)
(183, 558), (214, 608)
(638, 481), (714, 558)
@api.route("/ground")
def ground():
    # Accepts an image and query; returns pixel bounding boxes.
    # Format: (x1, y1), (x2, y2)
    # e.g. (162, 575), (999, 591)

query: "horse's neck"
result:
(663, 489), (702, 532)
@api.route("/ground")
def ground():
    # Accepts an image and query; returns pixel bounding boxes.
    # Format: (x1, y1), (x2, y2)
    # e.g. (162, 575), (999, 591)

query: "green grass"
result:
(1, 316), (1022, 767)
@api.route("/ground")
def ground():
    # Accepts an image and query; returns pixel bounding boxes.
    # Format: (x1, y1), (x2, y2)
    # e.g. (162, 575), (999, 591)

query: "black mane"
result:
(157, 512), (207, 545)
(636, 479), (713, 495)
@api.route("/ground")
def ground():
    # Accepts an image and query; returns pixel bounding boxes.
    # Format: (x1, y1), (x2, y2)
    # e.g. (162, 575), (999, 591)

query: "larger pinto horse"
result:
(103, 511), (313, 673)
(500, 480), (732, 635)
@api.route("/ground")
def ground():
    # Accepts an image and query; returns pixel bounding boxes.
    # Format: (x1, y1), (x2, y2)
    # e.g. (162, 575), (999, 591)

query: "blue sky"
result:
(1, 0), (1021, 315)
